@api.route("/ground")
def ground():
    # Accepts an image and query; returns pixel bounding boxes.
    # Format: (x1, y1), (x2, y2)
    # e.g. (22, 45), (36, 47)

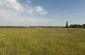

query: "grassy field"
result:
(0, 28), (85, 55)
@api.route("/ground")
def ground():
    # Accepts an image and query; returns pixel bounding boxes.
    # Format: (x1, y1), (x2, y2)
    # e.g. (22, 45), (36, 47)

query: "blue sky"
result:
(0, 0), (85, 26)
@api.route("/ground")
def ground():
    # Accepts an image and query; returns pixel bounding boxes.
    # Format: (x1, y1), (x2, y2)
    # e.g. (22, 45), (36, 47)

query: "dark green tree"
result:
(66, 21), (68, 28)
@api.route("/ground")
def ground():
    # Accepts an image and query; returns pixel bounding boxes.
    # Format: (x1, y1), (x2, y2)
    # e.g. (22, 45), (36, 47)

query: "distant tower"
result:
(66, 21), (68, 28)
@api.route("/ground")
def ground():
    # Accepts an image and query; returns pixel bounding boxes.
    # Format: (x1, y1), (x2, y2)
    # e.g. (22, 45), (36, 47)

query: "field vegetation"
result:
(0, 28), (85, 55)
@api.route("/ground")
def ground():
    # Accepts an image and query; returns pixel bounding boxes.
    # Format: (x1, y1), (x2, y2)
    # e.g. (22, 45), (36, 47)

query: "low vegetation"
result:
(0, 28), (85, 55)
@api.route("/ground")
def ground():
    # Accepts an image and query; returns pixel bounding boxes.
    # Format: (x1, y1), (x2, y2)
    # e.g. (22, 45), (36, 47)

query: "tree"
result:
(66, 21), (68, 28)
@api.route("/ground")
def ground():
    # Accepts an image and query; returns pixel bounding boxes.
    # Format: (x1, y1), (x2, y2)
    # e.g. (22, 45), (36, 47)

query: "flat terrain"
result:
(0, 28), (85, 55)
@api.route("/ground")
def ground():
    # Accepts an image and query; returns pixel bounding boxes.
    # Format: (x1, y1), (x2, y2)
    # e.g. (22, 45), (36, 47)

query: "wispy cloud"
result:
(35, 6), (47, 15)
(0, 0), (47, 15)
(0, 8), (48, 22)
(0, 0), (24, 11)
(0, 0), (49, 25)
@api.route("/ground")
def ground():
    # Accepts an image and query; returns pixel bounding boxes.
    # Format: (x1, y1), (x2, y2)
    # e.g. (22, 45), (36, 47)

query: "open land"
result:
(0, 28), (85, 55)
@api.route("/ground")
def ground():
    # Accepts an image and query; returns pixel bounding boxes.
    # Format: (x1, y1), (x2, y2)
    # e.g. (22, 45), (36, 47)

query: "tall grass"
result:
(0, 28), (85, 55)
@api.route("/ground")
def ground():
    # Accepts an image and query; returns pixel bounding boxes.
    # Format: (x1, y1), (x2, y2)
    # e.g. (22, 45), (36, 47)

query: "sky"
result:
(0, 0), (85, 26)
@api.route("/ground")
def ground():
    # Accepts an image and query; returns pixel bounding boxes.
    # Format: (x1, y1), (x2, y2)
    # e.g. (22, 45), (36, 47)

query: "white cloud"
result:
(35, 6), (47, 15)
(0, 0), (47, 15)
(0, 0), (24, 11)
(0, 9), (50, 25)
(26, 6), (47, 15)
(0, 0), (48, 25)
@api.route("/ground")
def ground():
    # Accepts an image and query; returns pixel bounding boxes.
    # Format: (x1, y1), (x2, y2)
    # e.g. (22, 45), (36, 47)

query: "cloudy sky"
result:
(0, 0), (85, 26)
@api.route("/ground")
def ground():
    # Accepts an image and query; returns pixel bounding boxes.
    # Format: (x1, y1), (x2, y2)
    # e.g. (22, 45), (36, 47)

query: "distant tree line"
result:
(69, 24), (85, 28)
(0, 26), (27, 28)
(29, 26), (61, 28)
(0, 24), (85, 28)
(0, 26), (61, 28)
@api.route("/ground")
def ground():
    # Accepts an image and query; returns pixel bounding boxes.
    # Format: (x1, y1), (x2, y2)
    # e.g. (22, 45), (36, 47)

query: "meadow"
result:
(0, 28), (85, 55)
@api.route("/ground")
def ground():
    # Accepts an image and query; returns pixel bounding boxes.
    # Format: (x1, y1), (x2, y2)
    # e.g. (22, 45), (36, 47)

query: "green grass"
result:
(0, 28), (85, 55)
